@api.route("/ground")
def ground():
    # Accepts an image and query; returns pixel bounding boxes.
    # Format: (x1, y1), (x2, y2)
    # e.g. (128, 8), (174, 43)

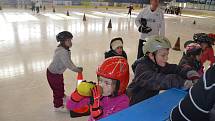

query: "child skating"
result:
(47, 31), (83, 112)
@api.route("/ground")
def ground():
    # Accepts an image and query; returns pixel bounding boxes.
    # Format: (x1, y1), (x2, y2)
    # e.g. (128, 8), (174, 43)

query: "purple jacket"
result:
(66, 94), (129, 121)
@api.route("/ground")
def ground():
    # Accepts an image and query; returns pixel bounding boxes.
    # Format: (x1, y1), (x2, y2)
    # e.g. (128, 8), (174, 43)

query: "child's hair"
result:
(145, 50), (158, 56)
(184, 40), (195, 49)
(56, 31), (73, 43)
(112, 80), (120, 97)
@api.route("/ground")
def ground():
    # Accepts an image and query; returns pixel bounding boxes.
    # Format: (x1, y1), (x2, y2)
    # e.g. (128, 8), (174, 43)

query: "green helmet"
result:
(143, 35), (172, 55)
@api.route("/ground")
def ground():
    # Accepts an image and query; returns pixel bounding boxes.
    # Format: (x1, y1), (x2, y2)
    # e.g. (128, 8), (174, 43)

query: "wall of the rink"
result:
(0, 0), (150, 6)
(170, 0), (215, 11)
(0, 0), (148, 9)
(0, 0), (214, 11)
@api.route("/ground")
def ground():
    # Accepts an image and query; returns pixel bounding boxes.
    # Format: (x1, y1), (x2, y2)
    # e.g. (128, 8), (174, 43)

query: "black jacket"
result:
(104, 50), (127, 59)
(170, 64), (215, 121)
(127, 56), (191, 105)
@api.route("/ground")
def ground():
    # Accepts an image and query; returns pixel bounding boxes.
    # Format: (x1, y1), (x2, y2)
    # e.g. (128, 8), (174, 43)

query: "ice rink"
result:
(0, 7), (214, 121)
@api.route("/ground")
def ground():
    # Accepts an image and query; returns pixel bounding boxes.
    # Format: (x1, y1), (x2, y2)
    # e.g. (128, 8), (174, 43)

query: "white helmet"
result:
(143, 35), (172, 55)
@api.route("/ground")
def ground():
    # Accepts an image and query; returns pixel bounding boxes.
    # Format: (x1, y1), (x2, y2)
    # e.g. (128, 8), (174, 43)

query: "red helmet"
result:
(96, 56), (129, 95)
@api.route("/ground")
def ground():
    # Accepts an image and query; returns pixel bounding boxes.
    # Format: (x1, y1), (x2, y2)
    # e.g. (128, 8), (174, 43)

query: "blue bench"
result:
(100, 88), (187, 121)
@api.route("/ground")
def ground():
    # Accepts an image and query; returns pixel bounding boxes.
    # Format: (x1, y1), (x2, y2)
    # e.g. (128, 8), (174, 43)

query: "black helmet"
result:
(193, 33), (214, 45)
(56, 31), (73, 42)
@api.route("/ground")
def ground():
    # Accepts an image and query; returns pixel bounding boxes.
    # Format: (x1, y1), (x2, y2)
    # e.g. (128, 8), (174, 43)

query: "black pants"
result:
(137, 39), (146, 59)
(128, 11), (131, 15)
(36, 7), (39, 13)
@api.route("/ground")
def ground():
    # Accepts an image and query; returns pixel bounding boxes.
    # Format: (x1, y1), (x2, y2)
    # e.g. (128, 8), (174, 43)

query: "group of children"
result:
(46, 31), (130, 120)
(180, 33), (215, 76)
(46, 31), (215, 120)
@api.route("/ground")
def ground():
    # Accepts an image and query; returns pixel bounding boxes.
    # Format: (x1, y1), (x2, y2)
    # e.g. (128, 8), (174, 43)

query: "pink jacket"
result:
(66, 94), (129, 121)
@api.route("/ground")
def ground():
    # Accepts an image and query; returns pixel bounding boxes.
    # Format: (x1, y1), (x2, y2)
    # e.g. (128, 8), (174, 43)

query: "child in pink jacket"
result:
(66, 56), (130, 120)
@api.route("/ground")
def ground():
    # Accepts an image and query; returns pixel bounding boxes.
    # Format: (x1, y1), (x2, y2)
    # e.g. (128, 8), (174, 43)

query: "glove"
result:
(90, 85), (103, 119)
(71, 90), (85, 102)
(77, 67), (83, 72)
(183, 80), (193, 89)
(140, 18), (147, 27)
(138, 25), (152, 33)
(187, 70), (200, 80)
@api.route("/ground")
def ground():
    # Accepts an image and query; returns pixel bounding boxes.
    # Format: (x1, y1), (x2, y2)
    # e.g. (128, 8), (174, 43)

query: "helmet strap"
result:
(153, 52), (158, 65)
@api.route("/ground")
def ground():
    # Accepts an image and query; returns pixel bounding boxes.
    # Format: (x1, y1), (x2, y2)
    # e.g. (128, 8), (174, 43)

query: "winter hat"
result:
(110, 37), (123, 50)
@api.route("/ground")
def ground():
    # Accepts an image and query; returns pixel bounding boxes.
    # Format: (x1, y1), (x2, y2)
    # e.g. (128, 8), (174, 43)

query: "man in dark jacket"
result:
(127, 36), (200, 105)
(104, 37), (127, 59)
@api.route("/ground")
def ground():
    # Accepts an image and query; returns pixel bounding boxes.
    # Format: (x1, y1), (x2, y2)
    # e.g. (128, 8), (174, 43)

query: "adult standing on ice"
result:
(135, 0), (165, 59)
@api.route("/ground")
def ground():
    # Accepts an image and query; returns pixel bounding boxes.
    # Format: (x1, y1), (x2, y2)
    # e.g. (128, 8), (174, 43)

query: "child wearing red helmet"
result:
(66, 56), (130, 120)
(179, 41), (203, 76)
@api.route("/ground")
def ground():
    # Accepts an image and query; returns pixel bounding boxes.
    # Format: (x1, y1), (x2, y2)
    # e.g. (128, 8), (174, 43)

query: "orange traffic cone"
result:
(107, 19), (112, 28)
(66, 10), (69, 16)
(77, 72), (83, 85)
(172, 37), (181, 51)
(83, 13), (86, 21)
